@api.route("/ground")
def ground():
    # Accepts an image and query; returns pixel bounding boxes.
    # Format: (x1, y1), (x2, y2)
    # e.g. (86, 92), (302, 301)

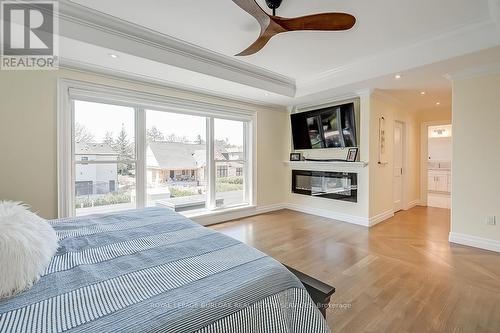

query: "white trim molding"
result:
(449, 232), (500, 253)
(404, 199), (421, 211)
(283, 204), (392, 228)
(296, 17), (500, 97)
(59, 58), (288, 111)
(284, 161), (368, 170)
(444, 62), (500, 81)
(187, 202), (396, 228)
(285, 203), (371, 226)
(369, 210), (395, 227)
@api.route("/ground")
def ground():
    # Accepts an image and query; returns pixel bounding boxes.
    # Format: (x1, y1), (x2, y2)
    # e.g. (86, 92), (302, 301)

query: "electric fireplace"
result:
(292, 170), (358, 202)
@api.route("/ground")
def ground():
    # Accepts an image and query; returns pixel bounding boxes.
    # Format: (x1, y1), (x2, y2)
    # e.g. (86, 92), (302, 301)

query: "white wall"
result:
(451, 73), (500, 248)
(369, 92), (421, 217)
(428, 137), (452, 161)
(0, 69), (287, 218)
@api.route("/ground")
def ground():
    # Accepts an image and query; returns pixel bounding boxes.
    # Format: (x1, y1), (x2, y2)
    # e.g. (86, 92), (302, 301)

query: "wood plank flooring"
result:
(210, 207), (500, 333)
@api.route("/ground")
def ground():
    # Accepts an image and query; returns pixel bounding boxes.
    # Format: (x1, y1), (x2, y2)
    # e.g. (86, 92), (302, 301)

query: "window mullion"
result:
(207, 117), (216, 210)
(70, 99), (76, 217)
(243, 121), (250, 204)
(135, 107), (146, 208)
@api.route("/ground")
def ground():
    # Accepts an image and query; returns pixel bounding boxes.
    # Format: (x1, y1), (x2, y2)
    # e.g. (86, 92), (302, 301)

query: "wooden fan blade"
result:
(273, 13), (356, 31)
(235, 23), (284, 56)
(231, 1), (356, 56)
(232, 0), (270, 30)
(236, 34), (274, 56)
(233, 0), (286, 56)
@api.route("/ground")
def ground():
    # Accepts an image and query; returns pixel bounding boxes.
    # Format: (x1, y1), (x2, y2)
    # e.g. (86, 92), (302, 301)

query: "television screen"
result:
(291, 102), (357, 150)
(307, 116), (323, 148)
(321, 107), (342, 148)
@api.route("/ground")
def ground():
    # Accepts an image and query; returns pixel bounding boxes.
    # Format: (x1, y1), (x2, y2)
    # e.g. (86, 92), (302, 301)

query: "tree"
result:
(165, 133), (188, 143)
(195, 134), (205, 144)
(75, 123), (95, 144)
(113, 124), (133, 175)
(103, 131), (114, 147)
(215, 139), (231, 148)
(146, 126), (165, 142)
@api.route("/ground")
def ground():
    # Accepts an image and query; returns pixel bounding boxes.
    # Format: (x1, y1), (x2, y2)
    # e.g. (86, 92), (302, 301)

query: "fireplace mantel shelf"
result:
(284, 161), (369, 170)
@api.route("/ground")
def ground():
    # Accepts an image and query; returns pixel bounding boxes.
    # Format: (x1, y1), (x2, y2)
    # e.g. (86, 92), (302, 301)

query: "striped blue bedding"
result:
(0, 207), (330, 333)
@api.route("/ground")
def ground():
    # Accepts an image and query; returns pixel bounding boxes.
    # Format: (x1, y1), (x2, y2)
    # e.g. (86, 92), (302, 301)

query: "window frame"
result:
(58, 79), (256, 218)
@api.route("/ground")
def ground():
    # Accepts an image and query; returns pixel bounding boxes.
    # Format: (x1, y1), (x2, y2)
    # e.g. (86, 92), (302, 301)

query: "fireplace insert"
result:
(292, 170), (358, 202)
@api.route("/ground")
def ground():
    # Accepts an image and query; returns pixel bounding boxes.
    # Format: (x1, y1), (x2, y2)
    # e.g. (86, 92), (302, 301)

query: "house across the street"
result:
(146, 141), (243, 185)
(75, 142), (118, 196)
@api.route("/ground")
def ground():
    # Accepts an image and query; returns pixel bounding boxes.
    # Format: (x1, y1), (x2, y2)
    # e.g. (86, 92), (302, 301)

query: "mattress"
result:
(0, 207), (330, 333)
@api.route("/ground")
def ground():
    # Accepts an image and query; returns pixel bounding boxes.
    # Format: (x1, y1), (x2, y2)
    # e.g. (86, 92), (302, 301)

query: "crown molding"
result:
(292, 89), (369, 113)
(55, 0), (500, 102)
(57, 0), (296, 97)
(59, 58), (287, 112)
(444, 61), (500, 81)
(295, 17), (500, 97)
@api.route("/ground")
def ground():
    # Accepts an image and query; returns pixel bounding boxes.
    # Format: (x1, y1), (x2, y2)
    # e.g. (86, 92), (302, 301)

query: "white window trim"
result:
(58, 78), (257, 218)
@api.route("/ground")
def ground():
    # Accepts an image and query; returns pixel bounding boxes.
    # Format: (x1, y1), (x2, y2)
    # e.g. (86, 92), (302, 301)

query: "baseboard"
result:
(284, 203), (371, 227)
(404, 199), (421, 210)
(192, 202), (395, 228)
(449, 232), (500, 253)
(369, 210), (394, 227)
(191, 203), (285, 226)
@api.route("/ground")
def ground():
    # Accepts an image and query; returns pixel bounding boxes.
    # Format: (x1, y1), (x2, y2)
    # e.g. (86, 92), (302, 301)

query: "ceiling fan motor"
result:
(265, 0), (283, 15)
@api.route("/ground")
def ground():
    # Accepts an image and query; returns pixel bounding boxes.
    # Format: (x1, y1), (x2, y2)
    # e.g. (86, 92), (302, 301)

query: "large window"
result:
(145, 110), (207, 213)
(74, 101), (136, 216)
(214, 119), (247, 208)
(60, 82), (254, 218)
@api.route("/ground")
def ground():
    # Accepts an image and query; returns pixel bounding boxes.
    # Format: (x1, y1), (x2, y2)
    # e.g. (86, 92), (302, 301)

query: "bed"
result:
(0, 207), (330, 333)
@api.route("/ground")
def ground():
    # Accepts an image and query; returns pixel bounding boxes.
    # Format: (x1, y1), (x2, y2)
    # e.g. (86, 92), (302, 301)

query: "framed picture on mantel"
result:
(346, 148), (358, 162)
(290, 152), (302, 161)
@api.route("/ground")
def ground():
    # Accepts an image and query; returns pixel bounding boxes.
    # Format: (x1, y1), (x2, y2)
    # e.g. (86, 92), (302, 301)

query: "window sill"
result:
(184, 204), (257, 226)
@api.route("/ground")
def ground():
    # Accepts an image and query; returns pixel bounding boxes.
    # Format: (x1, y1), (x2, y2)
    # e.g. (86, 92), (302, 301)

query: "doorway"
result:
(427, 124), (452, 209)
(393, 121), (404, 212)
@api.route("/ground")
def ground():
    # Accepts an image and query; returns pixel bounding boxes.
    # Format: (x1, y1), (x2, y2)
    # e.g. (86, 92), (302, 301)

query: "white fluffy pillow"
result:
(0, 201), (59, 299)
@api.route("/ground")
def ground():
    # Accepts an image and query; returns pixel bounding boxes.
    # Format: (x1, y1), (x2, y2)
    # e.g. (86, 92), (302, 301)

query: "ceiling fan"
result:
(232, 0), (356, 56)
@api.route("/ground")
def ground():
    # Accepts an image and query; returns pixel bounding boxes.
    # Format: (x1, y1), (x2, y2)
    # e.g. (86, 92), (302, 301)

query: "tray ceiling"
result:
(70, 0), (493, 79)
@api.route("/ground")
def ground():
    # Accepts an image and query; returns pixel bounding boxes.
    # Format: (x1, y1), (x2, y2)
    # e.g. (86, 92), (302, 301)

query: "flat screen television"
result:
(291, 102), (357, 150)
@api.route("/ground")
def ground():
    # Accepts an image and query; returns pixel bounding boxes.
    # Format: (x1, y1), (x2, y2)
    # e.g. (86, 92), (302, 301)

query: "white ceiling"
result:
(70, 0), (493, 79)
(58, 0), (500, 107)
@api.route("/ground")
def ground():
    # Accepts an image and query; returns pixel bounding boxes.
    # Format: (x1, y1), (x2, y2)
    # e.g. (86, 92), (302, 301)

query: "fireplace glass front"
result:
(292, 170), (358, 202)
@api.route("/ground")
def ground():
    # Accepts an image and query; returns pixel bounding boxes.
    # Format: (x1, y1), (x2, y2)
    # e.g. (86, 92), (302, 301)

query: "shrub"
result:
(170, 187), (197, 198)
(76, 192), (132, 208)
(216, 177), (243, 185)
(216, 182), (243, 192)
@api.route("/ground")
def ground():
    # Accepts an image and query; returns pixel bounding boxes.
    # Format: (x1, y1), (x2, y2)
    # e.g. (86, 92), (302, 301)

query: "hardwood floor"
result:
(211, 207), (500, 333)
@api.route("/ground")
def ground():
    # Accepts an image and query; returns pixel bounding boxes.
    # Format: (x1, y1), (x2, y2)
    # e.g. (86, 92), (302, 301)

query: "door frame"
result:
(420, 120), (452, 206)
(393, 120), (406, 212)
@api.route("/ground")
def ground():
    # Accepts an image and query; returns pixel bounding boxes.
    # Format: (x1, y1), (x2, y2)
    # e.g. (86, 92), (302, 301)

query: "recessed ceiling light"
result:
(420, 91), (426, 95)
(395, 74), (402, 79)
(436, 102), (441, 106)
(108, 53), (119, 59)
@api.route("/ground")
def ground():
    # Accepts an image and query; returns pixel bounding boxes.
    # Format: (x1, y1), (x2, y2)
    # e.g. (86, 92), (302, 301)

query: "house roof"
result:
(75, 142), (117, 155)
(147, 141), (229, 170)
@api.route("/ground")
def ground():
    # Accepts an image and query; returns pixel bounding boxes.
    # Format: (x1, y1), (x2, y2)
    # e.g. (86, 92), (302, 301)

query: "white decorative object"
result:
(0, 201), (58, 299)
(378, 116), (388, 165)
